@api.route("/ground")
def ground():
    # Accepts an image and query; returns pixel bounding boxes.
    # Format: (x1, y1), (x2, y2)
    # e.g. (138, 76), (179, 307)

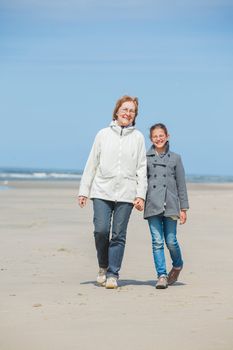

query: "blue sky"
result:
(1, 0), (233, 175)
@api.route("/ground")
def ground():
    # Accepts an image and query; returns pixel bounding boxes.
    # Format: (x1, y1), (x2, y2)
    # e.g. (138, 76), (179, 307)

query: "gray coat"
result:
(144, 143), (189, 219)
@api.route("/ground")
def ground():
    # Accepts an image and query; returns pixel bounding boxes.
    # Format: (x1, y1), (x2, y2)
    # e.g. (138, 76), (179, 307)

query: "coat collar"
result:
(147, 141), (170, 157)
(110, 120), (135, 135)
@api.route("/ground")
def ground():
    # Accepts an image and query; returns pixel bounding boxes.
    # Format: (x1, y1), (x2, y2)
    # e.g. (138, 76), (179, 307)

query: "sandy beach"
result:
(0, 181), (233, 350)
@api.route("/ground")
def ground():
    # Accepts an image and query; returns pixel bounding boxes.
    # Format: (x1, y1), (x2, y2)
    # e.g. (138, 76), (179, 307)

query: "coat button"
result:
(163, 174), (166, 177)
(163, 184), (166, 187)
(154, 174), (157, 177)
(153, 185), (156, 188)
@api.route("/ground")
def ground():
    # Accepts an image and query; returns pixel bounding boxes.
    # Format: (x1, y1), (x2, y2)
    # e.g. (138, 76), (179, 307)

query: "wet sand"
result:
(0, 181), (233, 350)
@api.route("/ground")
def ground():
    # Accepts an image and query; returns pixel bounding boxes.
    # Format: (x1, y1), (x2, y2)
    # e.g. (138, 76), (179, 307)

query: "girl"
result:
(144, 123), (189, 289)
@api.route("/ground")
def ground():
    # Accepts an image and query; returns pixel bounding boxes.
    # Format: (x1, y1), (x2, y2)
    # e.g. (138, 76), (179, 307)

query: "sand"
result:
(0, 181), (233, 350)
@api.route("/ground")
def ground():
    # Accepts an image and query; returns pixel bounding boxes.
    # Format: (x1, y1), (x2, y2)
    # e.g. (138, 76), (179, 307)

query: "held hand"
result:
(78, 196), (87, 208)
(179, 210), (187, 225)
(133, 197), (144, 211)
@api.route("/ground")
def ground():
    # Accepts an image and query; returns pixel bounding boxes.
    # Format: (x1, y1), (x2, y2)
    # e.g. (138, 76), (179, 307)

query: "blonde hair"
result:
(112, 95), (139, 126)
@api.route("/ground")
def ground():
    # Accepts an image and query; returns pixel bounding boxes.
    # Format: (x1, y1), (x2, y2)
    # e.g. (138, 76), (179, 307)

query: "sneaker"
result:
(156, 275), (168, 289)
(105, 277), (118, 289)
(167, 267), (182, 285)
(96, 268), (107, 285)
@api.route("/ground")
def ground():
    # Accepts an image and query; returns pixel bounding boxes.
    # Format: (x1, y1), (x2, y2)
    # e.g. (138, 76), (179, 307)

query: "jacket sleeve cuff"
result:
(78, 185), (90, 198)
(136, 190), (146, 200)
(180, 201), (189, 210)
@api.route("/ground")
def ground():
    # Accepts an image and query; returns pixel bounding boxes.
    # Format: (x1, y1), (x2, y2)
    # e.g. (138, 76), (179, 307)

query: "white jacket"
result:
(79, 121), (147, 203)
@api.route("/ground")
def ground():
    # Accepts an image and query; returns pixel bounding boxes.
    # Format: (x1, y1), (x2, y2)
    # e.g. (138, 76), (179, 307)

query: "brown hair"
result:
(150, 123), (168, 138)
(112, 95), (139, 126)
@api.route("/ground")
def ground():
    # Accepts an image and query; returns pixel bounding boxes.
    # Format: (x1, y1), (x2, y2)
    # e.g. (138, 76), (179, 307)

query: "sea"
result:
(0, 167), (82, 183)
(0, 167), (233, 186)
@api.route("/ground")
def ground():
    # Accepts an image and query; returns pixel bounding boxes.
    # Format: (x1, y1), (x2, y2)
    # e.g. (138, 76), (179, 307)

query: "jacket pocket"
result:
(124, 176), (137, 200)
(124, 175), (137, 181)
(166, 190), (179, 213)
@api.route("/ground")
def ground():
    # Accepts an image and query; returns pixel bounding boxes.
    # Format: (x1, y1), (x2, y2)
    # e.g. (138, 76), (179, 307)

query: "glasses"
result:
(152, 135), (167, 140)
(118, 108), (136, 115)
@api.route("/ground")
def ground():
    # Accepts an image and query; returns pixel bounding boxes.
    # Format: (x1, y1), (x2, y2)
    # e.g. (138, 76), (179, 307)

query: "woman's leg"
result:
(148, 216), (167, 277)
(93, 199), (113, 269)
(107, 202), (133, 278)
(163, 217), (183, 269)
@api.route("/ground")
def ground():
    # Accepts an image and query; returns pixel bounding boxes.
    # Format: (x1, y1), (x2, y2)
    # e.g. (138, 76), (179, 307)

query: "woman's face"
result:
(116, 101), (136, 127)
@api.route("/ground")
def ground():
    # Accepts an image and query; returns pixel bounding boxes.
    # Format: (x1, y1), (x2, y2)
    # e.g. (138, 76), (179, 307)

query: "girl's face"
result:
(151, 128), (169, 152)
(116, 101), (136, 127)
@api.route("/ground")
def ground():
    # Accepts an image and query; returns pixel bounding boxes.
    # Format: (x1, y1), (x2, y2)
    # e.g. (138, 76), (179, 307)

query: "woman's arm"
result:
(135, 135), (147, 201)
(78, 131), (101, 198)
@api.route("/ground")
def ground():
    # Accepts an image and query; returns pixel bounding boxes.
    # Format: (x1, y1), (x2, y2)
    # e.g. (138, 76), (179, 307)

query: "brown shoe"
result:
(156, 275), (168, 289)
(167, 267), (182, 285)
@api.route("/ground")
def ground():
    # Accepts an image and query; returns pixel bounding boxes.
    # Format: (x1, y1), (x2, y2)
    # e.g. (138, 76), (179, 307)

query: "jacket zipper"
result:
(115, 128), (123, 201)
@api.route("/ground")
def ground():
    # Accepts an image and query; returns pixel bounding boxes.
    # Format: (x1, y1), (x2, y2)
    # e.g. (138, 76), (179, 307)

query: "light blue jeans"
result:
(148, 216), (183, 277)
(93, 199), (133, 279)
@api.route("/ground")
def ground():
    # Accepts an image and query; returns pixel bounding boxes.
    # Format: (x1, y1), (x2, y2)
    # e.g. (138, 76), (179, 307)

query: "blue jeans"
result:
(93, 199), (133, 278)
(148, 216), (183, 277)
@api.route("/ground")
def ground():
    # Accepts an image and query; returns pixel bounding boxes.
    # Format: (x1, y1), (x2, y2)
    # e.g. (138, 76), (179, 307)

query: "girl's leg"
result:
(148, 216), (167, 277)
(93, 199), (113, 269)
(163, 217), (183, 269)
(107, 202), (133, 278)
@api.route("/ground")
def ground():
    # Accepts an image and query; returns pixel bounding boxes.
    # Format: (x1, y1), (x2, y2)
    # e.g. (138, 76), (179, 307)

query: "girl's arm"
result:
(179, 209), (187, 224)
(175, 155), (189, 211)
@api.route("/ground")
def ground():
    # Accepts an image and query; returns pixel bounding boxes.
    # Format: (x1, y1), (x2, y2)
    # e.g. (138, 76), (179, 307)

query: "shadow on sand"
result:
(80, 279), (186, 287)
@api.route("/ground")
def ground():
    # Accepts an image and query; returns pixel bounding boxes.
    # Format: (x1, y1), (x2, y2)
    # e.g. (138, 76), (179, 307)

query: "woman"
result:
(78, 95), (147, 289)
